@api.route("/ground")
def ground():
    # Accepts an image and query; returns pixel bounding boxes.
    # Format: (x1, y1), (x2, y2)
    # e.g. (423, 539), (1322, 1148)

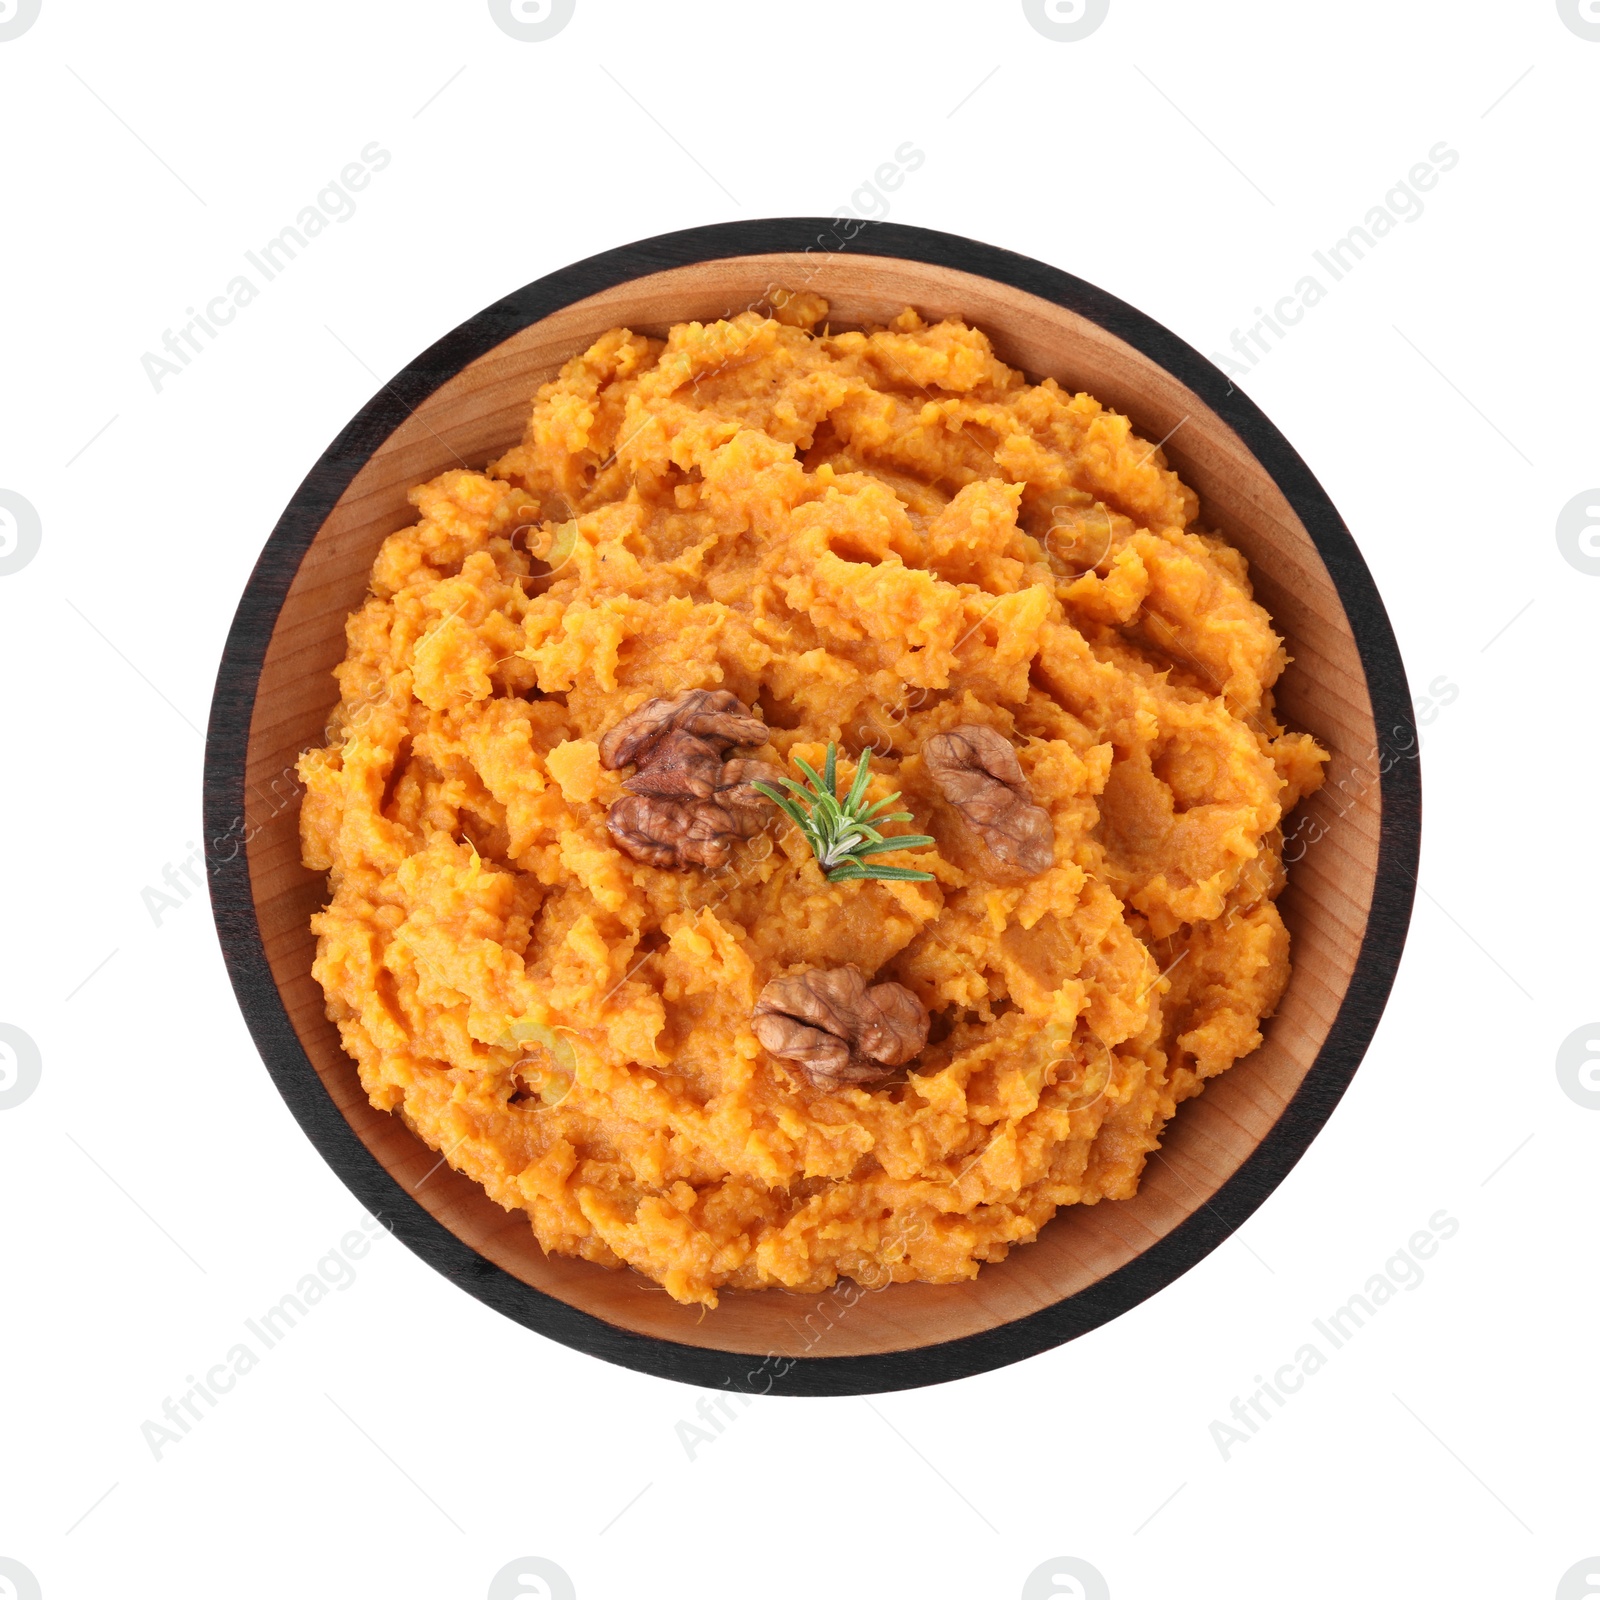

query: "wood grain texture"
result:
(205, 221), (1419, 1393)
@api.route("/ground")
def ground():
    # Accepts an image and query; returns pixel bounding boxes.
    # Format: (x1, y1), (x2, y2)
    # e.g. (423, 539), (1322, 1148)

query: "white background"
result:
(2, 3), (1596, 1597)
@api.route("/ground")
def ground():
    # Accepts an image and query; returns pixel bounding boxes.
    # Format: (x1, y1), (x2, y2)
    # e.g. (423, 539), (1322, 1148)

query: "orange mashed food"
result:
(299, 294), (1326, 1308)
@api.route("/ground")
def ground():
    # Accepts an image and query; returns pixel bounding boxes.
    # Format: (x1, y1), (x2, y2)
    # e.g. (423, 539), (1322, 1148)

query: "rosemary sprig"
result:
(751, 743), (936, 883)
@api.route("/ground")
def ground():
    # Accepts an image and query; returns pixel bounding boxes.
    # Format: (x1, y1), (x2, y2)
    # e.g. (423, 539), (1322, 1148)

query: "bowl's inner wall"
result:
(243, 253), (1379, 1358)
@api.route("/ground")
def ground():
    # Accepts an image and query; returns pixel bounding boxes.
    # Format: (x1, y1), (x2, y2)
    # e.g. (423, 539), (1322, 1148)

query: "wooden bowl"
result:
(204, 221), (1419, 1395)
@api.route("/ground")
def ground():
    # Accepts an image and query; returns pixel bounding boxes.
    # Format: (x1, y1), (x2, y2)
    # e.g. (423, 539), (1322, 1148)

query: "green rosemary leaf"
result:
(849, 833), (936, 858)
(861, 806), (914, 827)
(758, 741), (940, 884)
(750, 783), (810, 832)
(793, 756), (827, 794)
(859, 791), (907, 822)
(823, 861), (869, 880)
(826, 860), (936, 883)
(845, 748), (874, 811)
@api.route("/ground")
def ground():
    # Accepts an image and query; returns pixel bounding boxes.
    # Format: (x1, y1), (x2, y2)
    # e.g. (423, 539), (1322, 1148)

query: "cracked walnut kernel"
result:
(752, 964), (929, 1089)
(923, 724), (1055, 875)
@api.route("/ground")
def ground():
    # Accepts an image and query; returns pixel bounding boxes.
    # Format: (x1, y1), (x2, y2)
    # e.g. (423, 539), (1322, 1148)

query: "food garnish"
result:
(923, 724), (1054, 875)
(751, 744), (935, 884)
(752, 965), (929, 1089)
(599, 691), (781, 870)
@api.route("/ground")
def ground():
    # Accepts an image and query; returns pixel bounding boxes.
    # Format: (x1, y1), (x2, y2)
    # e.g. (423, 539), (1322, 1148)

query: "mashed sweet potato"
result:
(298, 295), (1326, 1308)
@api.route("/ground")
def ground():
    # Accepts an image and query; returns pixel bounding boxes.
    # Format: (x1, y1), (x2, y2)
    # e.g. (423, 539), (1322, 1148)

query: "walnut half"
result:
(607, 794), (733, 870)
(923, 724), (1055, 875)
(752, 964), (929, 1090)
(599, 689), (769, 774)
(605, 760), (785, 871)
(600, 691), (780, 870)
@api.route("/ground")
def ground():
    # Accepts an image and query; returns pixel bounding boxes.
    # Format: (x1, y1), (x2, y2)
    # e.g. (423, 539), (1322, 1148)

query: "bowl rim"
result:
(203, 218), (1420, 1396)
